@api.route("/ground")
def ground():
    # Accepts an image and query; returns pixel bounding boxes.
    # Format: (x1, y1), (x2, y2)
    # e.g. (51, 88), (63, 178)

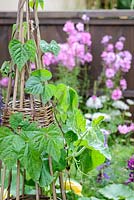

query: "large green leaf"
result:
(9, 112), (24, 130)
(31, 69), (52, 81)
(33, 124), (64, 162)
(25, 76), (44, 95)
(24, 143), (42, 181)
(24, 39), (36, 62)
(40, 40), (60, 56)
(39, 160), (53, 187)
(0, 127), (25, 169)
(53, 149), (67, 172)
(42, 84), (56, 104)
(99, 184), (134, 200)
(9, 39), (29, 71)
(29, 0), (45, 9)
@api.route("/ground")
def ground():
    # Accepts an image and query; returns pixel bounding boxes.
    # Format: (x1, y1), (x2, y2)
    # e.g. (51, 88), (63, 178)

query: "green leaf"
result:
(9, 112), (24, 130)
(9, 39), (29, 71)
(42, 84), (56, 104)
(31, 69), (52, 81)
(38, 0), (44, 9)
(69, 87), (79, 109)
(12, 24), (17, 37)
(49, 40), (60, 56)
(99, 184), (134, 200)
(92, 116), (104, 126)
(64, 130), (78, 146)
(33, 124), (64, 162)
(0, 61), (10, 76)
(0, 127), (25, 169)
(29, 0), (44, 9)
(24, 39), (36, 62)
(40, 40), (50, 53)
(40, 40), (60, 56)
(24, 143), (42, 181)
(53, 149), (67, 172)
(39, 160), (53, 187)
(78, 148), (92, 173)
(25, 76), (44, 95)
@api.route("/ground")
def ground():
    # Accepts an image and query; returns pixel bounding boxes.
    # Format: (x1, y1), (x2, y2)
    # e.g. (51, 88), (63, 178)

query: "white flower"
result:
(124, 112), (132, 117)
(86, 96), (103, 109)
(126, 99), (134, 105)
(85, 113), (92, 119)
(99, 95), (109, 103)
(86, 119), (91, 126)
(110, 110), (121, 116)
(92, 112), (111, 122)
(112, 100), (129, 110)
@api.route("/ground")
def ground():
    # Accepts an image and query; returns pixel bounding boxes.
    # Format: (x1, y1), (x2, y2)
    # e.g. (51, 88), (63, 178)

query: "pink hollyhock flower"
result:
(120, 79), (127, 90)
(105, 52), (116, 64)
(101, 35), (112, 44)
(82, 14), (90, 22)
(120, 59), (131, 72)
(63, 21), (76, 34)
(80, 32), (91, 46)
(0, 77), (9, 87)
(84, 52), (93, 62)
(112, 88), (122, 100)
(76, 22), (84, 32)
(106, 79), (114, 88)
(106, 44), (114, 52)
(105, 68), (115, 78)
(118, 124), (130, 134)
(115, 41), (124, 51)
(129, 123), (134, 132)
(119, 36), (126, 42)
(43, 53), (55, 66)
(123, 51), (132, 61)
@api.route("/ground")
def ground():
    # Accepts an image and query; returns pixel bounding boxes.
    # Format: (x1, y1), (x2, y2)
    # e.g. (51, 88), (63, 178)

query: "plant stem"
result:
(7, 170), (12, 200)
(16, 160), (20, 200)
(22, 169), (26, 198)
(59, 172), (66, 200)
(1, 164), (6, 200)
(48, 156), (57, 200)
(35, 183), (40, 200)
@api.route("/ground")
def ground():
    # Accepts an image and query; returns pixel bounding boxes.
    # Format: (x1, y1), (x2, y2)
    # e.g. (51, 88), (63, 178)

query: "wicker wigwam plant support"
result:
(0, 0), (66, 200)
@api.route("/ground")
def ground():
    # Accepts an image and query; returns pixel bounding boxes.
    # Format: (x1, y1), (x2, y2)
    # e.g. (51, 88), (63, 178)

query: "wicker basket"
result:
(2, 99), (54, 127)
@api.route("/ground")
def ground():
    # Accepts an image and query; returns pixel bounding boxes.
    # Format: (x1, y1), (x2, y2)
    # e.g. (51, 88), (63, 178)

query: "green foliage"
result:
(25, 69), (52, 96)
(117, 0), (132, 9)
(0, 61), (10, 76)
(99, 184), (134, 199)
(12, 22), (28, 38)
(29, 0), (45, 9)
(40, 40), (60, 56)
(9, 39), (36, 71)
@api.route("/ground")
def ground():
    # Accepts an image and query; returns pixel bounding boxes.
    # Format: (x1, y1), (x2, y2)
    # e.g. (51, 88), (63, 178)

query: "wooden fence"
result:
(0, 10), (134, 99)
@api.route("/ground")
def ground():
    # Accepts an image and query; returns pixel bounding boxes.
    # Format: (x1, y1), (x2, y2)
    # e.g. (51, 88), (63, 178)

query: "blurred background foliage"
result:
(86, 0), (134, 9)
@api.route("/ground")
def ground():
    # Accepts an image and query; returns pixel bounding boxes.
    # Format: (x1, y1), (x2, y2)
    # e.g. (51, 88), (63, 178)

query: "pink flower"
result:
(118, 124), (130, 134)
(119, 36), (126, 42)
(105, 68), (115, 78)
(80, 32), (92, 46)
(30, 63), (36, 70)
(84, 52), (93, 62)
(101, 35), (112, 44)
(43, 53), (55, 66)
(115, 41), (124, 51)
(129, 123), (134, 132)
(0, 77), (9, 87)
(106, 79), (114, 88)
(105, 52), (116, 64)
(82, 14), (90, 22)
(112, 88), (122, 100)
(76, 22), (84, 32)
(63, 21), (76, 34)
(120, 79), (127, 90)
(106, 44), (114, 52)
